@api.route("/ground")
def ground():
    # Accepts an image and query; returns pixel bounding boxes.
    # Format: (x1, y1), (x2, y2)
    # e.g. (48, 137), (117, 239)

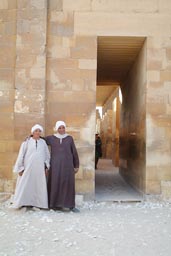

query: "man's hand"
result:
(45, 169), (49, 177)
(19, 170), (24, 176)
(74, 168), (79, 174)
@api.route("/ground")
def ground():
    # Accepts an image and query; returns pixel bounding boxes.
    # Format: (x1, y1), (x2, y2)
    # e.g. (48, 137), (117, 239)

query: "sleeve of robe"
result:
(71, 137), (79, 168)
(44, 141), (50, 169)
(13, 141), (27, 173)
(44, 136), (51, 146)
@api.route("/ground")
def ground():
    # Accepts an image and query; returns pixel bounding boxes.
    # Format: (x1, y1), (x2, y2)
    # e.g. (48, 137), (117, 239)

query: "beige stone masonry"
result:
(74, 13), (171, 36)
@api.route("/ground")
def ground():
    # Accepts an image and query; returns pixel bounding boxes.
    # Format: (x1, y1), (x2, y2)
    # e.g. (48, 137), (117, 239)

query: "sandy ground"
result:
(0, 200), (171, 256)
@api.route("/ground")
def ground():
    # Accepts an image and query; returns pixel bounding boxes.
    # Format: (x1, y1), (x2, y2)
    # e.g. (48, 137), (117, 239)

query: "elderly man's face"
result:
(58, 125), (65, 135)
(33, 129), (41, 139)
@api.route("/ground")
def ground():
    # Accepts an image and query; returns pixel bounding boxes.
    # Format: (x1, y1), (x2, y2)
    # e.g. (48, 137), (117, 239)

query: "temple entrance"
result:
(95, 36), (146, 201)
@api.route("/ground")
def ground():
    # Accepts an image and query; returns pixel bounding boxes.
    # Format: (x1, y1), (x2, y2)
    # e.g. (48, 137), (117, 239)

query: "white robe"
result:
(13, 137), (50, 209)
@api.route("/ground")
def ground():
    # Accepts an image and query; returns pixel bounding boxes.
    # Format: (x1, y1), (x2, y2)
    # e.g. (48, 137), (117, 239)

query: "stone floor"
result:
(95, 159), (143, 202)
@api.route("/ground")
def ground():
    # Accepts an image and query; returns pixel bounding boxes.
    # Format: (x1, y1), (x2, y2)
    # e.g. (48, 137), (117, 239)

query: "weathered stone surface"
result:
(48, 0), (63, 11)
(63, 0), (91, 11)
(161, 181), (171, 201)
(91, 0), (159, 13)
(74, 12), (171, 36)
(0, 0), (8, 10)
(0, 0), (171, 200)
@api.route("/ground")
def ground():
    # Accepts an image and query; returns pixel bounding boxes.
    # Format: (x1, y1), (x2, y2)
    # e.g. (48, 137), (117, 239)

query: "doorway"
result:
(95, 36), (146, 201)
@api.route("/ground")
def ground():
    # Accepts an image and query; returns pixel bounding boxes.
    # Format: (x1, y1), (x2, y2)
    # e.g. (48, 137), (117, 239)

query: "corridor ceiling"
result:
(97, 36), (145, 84)
(96, 36), (145, 106)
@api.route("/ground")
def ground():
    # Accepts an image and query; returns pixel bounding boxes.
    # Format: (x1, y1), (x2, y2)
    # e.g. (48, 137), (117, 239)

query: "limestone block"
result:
(0, 0), (8, 9)
(166, 104), (171, 115)
(48, 0), (62, 11)
(71, 36), (97, 59)
(0, 9), (17, 22)
(146, 166), (159, 181)
(63, 0), (91, 11)
(74, 12), (171, 37)
(147, 60), (162, 70)
(0, 153), (14, 166)
(79, 59), (97, 70)
(83, 168), (95, 180)
(0, 165), (13, 180)
(0, 141), (13, 153)
(76, 179), (94, 194)
(166, 48), (171, 61)
(30, 68), (45, 79)
(75, 166), (83, 180)
(147, 71), (160, 82)
(161, 181), (171, 201)
(14, 100), (29, 113)
(49, 58), (78, 69)
(4, 179), (14, 193)
(159, 0), (171, 13)
(147, 48), (164, 61)
(80, 70), (96, 80)
(71, 79), (85, 91)
(146, 180), (161, 194)
(47, 91), (95, 103)
(17, 20), (30, 34)
(16, 55), (37, 68)
(0, 179), (4, 192)
(49, 12), (74, 36)
(158, 167), (171, 181)
(48, 45), (70, 58)
(160, 71), (171, 81)
(91, 0), (158, 13)
(4, 21), (16, 35)
(18, 33), (46, 47)
(47, 102), (95, 115)
(30, 0), (46, 9)
(65, 114), (87, 127)
(148, 81), (163, 89)
(17, 0), (30, 9)
(147, 36), (163, 49)
(8, 0), (17, 9)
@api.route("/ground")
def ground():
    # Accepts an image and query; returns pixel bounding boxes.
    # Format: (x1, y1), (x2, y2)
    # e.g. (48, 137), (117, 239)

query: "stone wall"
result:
(146, 37), (171, 194)
(120, 42), (146, 193)
(46, 0), (97, 199)
(1, 0), (171, 198)
(0, 0), (16, 192)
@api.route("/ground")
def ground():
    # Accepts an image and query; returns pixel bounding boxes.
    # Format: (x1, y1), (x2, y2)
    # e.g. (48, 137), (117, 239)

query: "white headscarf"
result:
(31, 124), (43, 134)
(54, 121), (68, 144)
(55, 121), (66, 131)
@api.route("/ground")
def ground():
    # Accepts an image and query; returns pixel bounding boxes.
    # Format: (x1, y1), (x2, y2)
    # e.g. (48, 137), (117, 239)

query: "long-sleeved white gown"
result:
(13, 137), (50, 209)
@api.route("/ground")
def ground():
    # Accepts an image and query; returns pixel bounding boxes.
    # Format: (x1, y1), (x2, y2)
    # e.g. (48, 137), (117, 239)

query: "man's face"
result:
(58, 125), (65, 135)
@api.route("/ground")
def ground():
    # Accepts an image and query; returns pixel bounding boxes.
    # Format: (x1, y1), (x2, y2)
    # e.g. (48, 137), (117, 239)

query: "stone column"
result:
(14, 0), (47, 155)
(0, 0), (17, 192)
(46, 2), (97, 199)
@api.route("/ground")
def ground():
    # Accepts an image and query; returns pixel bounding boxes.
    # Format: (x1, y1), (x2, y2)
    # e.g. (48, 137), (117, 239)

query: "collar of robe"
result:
(54, 133), (69, 144)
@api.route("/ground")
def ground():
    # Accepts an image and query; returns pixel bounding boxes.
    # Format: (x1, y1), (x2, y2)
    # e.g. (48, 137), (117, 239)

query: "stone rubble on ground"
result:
(0, 198), (171, 256)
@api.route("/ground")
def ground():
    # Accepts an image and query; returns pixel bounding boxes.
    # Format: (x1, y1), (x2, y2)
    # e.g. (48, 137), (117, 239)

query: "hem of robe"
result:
(13, 202), (48, 209)
(49, 203), (75, 209)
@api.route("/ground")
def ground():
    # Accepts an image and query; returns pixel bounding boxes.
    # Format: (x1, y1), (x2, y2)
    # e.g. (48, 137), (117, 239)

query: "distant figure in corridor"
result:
(95, 133), (102, 169)
(13, 124), (50, 210)
(45, 121), (79, 212)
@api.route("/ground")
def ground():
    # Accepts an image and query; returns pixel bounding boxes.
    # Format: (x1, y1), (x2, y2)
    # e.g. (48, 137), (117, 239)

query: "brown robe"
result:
(45, 135), (79, 209)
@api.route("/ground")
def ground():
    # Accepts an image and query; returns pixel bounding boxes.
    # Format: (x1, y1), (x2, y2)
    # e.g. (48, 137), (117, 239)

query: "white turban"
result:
(55, 121), (66, 131)
(31, 124), (43, 134)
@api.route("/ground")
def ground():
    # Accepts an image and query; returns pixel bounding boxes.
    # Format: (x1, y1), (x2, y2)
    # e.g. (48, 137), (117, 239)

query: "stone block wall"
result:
(0, 0), (16, 192)
(46, 1), (97, 199)
(1, 0), (171, 198)
(146, 37), (171, 194)
(120, 42), (146, 193)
